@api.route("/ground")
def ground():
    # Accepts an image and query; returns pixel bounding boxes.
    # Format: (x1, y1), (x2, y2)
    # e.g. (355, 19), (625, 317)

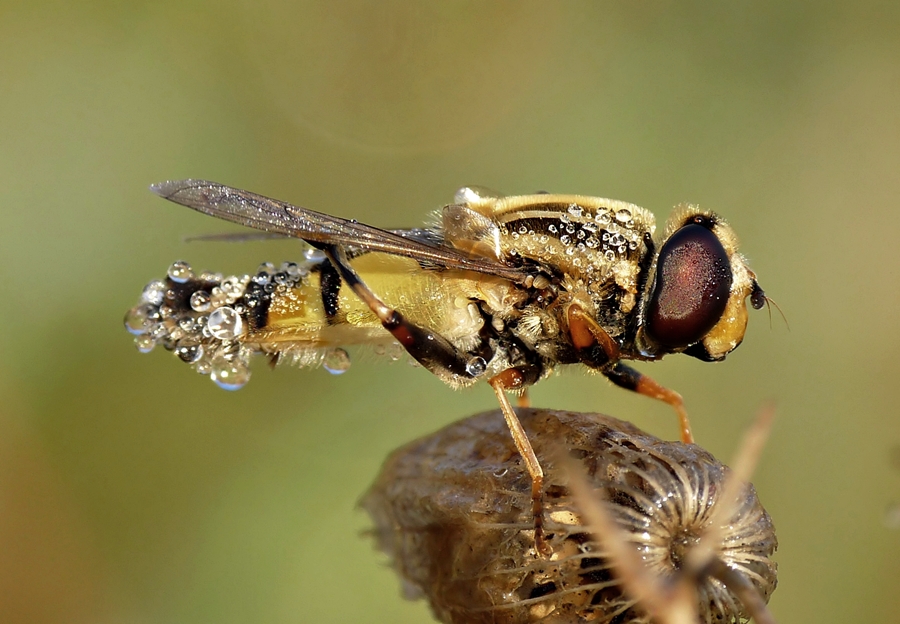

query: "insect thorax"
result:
(486, 197), (656, 342)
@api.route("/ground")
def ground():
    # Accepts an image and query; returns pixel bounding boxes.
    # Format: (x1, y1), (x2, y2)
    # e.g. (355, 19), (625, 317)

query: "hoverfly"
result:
(125, 180), (765, 553)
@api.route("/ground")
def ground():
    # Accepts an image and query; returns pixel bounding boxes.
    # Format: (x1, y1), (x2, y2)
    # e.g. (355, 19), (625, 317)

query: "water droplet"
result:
(304, 248), (326, 263)
(167, 260), (193, 283)
(323, 348), (351, 374)
(124, 304), (159, 335)
(615, 208), (632, 223)
(210, 353), (251, 390)
(176, 343), (203, 363)
(190, 290), (211, 312)
(257, 262), (276, 275)
(209, 286), (226, 307)
(465, 356), (487, 377)
(220, 277), (245, 299)
(281, 261), (302, 279)
(560, 235), (570, 245)
(548, 224), (558, 234)
(373, 344), (386, 356)
(141, 280), (166, 306)
(387, 342), (404, 361)
(194, 360), (212, 375)
(207, 307), (243, 340)
(518, 224), (528, 234)
(148, 322), (168, 340)
(596, 211), (611, 225)
(565, 224), (575, 234)
(244, 294), (261, 308)
(605, 250), (616, 262)
(567, 204), (583, 217)
(134, 334), (155, 353)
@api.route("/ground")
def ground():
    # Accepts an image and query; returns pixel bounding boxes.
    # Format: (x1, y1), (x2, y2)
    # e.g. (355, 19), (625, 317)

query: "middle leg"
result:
(567, 302), (694, 444)
(489, 371), (550, 557)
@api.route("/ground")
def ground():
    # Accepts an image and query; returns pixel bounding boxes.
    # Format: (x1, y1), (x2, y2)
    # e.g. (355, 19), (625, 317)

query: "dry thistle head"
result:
(362, 408), (777, 624)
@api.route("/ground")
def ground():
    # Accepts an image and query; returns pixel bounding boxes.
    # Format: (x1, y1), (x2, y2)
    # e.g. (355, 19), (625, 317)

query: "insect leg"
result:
(603, 362), (694, 444)
(488, 372), (550, 557)
(566, 303), (694, 444)
(318, 244), (474, 381)
(566, 303), (621, 365)
(321, 244), (551, 552)
(517, 388), (531, 408)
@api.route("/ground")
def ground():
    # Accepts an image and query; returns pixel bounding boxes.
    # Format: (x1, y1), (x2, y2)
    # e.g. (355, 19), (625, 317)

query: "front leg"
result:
(603, 362), (694, 444)
(566, 302), (694, 444)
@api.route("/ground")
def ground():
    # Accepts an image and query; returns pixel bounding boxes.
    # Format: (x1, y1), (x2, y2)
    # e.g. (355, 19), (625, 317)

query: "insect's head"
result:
(636, 205), (764, 362)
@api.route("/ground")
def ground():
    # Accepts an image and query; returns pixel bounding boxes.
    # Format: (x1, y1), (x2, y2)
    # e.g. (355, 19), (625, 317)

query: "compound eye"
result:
(646, 223), (732, 349)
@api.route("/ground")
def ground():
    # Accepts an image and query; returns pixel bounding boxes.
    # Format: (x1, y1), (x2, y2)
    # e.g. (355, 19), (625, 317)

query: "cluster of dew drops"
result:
(507, 203), (641, 272)
(124, 250), (357, 390)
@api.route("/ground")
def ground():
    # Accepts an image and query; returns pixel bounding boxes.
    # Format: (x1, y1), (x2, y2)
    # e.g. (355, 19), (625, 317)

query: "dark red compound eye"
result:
(645, 223), (732, 349)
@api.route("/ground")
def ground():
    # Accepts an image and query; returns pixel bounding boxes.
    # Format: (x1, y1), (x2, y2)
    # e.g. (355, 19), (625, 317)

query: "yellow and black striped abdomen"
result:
(250, 252), (509, 354)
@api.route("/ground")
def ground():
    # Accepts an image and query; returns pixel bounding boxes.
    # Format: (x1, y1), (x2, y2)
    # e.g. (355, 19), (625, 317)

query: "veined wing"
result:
(151, 179), (531, 284)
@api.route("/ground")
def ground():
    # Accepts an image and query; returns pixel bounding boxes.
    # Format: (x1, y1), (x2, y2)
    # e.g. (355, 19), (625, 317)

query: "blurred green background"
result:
(2, 2), (899, 622)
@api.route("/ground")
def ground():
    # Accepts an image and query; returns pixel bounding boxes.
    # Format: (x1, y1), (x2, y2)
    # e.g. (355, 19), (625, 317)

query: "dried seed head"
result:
(362, 408), (777, 624)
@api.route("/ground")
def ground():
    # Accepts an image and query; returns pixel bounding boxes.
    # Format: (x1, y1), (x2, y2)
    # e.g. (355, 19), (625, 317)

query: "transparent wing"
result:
(151, 179), (531, 283)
